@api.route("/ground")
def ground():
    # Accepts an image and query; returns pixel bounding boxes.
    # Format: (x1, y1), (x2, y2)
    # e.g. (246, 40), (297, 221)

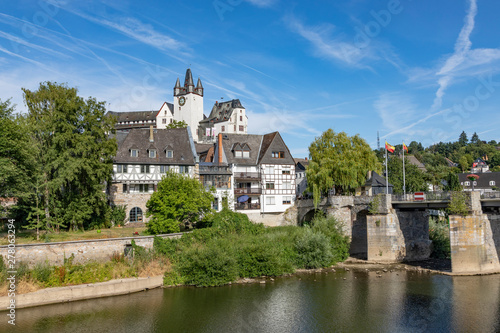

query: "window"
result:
(180, 166), (189, 174)
(239, 125), (244, 132)
(235, 150), (242, 158)
(160, 165), (169, 173)
(266, 182), (275, 189)
(490, 181), (496, 186)
(162, 118), (166, 124)
(122, 184), (127, 193)
(221, 125), (225, 132)
(272, 151), (285, 158)
(240, 116), (243, 121)
(282, 169), (291, 175)
(465, 181), (470, 186)
(166, 150), (173, 158)
(265, 166), (274, 174)
(283, 196), (291, 204)
(130, 149), (138, 157)
(473, 181), (477, 186)
(138, 184), (150, 193)
(234, 125), (236, 132)
(266, 196), (275, 205)
(117, 165), (127, 173)
(129, 207), (143, 222)
(242, 151), (250, 158)
(283, 182), (291, 190)
(140, 165), (150, 173)
(149, 149), (156, 158)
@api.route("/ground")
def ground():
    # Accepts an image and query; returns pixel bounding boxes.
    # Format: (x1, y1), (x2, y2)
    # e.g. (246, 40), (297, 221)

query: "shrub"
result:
(177, 244), (238, 287)
(110, 205), (127, 227)
(31, 262), (52, 284)
(429, 218), (450, 259)
(311, 216), (350, 262)
(210, 208), (264, 235)
(448, 191), (468, 216)
(294, 228), (333, 269)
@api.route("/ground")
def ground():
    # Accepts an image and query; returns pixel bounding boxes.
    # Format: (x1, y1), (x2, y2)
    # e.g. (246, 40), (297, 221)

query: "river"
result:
(2, 266), (500, 332)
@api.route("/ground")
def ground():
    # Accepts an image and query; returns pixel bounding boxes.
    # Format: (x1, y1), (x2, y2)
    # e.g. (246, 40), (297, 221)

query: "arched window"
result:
(129, 207), (143, 222)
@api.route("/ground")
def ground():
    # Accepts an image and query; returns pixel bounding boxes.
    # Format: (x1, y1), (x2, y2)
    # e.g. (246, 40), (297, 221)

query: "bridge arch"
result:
(301, 208), (326, 225)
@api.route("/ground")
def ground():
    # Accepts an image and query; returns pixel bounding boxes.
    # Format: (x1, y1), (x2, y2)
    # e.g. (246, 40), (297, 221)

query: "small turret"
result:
(174, 77), (181, 96)
(195, 78), (204, 96)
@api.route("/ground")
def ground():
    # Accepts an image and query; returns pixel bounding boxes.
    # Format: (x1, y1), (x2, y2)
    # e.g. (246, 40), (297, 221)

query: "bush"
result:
(311, 216), (350, 263)
(31, 262), (52, 284)
(294, 228), (333, 269)
(177, 244), (239, 287)
(110, 205), (126, 226)
(429, 218), (450, 259)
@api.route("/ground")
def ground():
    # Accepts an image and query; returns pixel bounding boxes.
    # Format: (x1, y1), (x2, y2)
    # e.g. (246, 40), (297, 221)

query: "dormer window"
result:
(130, 149), (138, 157)
(149, 149), (156, 158)
(166, 150), (173, 158)
(272, 151), (285, 159)
(490, 181), (496, 186)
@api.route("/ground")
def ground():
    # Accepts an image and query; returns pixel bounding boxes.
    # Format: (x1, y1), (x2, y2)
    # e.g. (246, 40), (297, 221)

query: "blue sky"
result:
(1, 0), (500, 157)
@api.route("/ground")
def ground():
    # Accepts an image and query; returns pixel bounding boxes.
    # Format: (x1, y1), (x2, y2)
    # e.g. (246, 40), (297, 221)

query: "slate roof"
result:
(294, 158), (310, 172)
(200, 99), (245, 124)
(220, 134), (263, 165)
(458, 172), (500, 189)
(107, 106), (174, 130)
(114, 128), (195, 165)
(400, 155), (426, 171)
(364, 171), (393, 188)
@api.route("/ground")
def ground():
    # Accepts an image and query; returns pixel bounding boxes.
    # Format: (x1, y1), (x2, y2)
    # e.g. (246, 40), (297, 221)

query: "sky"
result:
(1, 0), (500, 158)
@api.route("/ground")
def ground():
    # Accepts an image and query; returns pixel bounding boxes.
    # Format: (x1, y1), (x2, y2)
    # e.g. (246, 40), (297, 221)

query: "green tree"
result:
(387, 157), (428, 194)
(444, 171), (461, 191)
(458, 131), (468, 146)
(23, 82), (117, 231)
(306, 129), (381, 207)
(425, 165), (449, 191)
(470, 132), (480, 145)
(146, 171), (214, 234)
(166, 120), (188, 129)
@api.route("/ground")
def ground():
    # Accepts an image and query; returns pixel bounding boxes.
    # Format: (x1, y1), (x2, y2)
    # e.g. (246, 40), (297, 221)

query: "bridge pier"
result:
(450, 191), (500, 274)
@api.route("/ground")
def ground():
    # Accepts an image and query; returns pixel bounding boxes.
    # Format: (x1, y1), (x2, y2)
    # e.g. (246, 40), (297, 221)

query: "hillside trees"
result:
(387, 157), (428, 194)
(306, 129), (381, 207)
(22, 82), (117, 231)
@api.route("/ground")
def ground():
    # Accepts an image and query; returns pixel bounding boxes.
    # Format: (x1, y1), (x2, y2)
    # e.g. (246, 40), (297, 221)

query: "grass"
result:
(0, 226), (148, 245)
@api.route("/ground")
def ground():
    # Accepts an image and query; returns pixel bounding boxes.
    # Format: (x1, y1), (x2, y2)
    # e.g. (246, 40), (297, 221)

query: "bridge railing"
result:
(392, 191), (451, 202)
(482, 191), (500, 199)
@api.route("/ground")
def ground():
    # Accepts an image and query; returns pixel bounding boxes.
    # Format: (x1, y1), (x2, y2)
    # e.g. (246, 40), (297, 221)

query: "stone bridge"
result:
(293, 192), (500, 274)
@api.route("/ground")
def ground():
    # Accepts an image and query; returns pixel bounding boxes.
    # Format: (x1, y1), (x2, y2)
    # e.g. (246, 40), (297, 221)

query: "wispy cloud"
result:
(286, 15), (371, 68)
(432, 0), (477, 109)
(244, 0), (278, 8)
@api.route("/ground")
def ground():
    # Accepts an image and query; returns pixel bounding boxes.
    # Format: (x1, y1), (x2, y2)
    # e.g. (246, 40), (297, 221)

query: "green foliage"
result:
(369, 194), (382, 215)
(310, 215), (350, 263)
(294, 229), (333, 269)
(387, 157), (428, 194)
(429, 218), (450, 259)
(177, 244), (239, 287)
(110, 205), (127, 227)
(146, 170), (214, 234)
(307, 129), (381, 207)
(448, 191), (468, 216)
(166, 120), (188, 129)
(444, 171), (461, 191)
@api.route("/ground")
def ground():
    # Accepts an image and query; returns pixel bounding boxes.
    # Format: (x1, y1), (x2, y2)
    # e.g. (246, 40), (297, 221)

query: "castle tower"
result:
(173, 68), (204, 141)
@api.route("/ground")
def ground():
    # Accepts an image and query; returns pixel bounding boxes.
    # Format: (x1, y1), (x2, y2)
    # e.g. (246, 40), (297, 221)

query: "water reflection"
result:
(2, 270), (500, 333)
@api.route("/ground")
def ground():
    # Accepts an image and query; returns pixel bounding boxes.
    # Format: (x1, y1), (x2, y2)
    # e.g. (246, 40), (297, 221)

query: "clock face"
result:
(179, 96), (186, 106)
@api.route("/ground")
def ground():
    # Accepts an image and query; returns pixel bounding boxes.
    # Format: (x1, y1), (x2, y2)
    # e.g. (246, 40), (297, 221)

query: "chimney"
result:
(218, 133), (223, 164)
(367, 170), (372, 180)
(149, 125), (154, 143)
(305, 157), (308, 161)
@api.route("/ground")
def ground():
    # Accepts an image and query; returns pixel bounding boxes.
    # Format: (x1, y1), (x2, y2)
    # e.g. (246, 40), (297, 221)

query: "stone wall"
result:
(0, 234), (182, 268)
(111, 183), (151, 224)
(396, 210), (431, 261)
(366, 214), (405, 261)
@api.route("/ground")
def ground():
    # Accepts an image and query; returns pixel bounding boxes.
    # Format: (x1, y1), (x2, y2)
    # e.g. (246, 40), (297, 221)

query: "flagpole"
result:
(385, 145), (388, 194)
(403, 142), (406, 197)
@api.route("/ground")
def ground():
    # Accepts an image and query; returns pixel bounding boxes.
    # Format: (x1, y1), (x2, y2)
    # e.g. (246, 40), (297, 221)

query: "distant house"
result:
(400, 154), (426, 172)
(458, 172), (500, 194)
(471, 158), (489, 173)
(294, 158), (309, 196)
(444, 157), (458, 168)
(357, 171), (393, 196)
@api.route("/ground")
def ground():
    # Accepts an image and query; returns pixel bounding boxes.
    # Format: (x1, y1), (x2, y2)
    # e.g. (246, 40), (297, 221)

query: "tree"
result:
(166, 120), (188, 129)
(425, 165), (449, 191)
(444, 171), (461, 191)
(387, 157), (428, 194)
(306, 129), (381, 207)
(458, 131), (468, 146)
(146, 171), (214, 234)
(470, 132), (480, 145)
(23, 82), (117, 231)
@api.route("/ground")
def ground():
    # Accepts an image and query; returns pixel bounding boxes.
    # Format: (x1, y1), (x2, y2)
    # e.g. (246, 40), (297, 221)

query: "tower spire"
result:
(184, 68), (194, 92)
(174, 77), (181, 96)
(195, 77), (204, 96)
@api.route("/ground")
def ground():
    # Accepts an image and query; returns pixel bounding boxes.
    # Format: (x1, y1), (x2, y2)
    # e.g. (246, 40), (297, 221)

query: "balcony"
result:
(235, 203), (261, 210)
(234, 172), (261, 180)
(234, 188), (262, 195)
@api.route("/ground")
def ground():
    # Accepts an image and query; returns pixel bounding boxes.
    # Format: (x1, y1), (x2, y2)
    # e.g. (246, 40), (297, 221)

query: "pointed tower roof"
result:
(184, 68), (194, 87)
(174, 77), (181, 88)
(196, 77), (203, 89)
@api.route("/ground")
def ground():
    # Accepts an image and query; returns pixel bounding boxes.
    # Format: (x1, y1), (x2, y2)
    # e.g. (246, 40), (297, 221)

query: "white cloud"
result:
(244, 0), (278, 8)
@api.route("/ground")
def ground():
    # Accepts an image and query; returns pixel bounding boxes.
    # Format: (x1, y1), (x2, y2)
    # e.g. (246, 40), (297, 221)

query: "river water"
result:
(3, 267), (500, 333)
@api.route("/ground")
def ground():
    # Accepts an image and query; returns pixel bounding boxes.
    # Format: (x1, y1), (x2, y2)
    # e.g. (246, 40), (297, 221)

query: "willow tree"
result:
(23, 82), (117, 231)
(306, 129), (381, 207)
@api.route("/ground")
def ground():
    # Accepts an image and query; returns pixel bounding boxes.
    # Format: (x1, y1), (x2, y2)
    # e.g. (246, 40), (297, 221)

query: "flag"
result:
(211, 127), (217, 136)
(385, 141), (395, 153)
(403, 142), (408, 153)
(206, 128), (211, 137)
